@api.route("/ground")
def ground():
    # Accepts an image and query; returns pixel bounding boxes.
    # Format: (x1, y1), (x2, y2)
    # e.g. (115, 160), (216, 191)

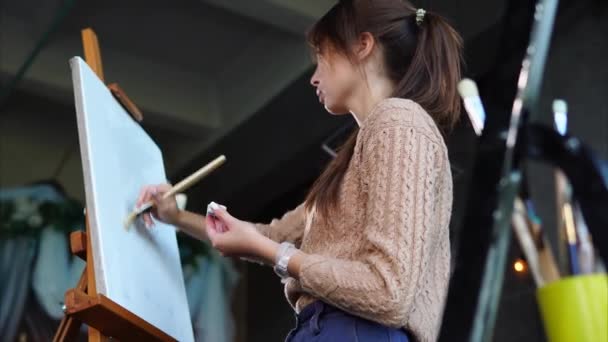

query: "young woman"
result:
(137, 0), (463, 340)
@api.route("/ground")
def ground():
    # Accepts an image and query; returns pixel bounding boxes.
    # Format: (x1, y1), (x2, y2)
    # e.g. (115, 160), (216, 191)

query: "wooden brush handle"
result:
(163, 155), (226, 199)
(135, 155), (226, 214)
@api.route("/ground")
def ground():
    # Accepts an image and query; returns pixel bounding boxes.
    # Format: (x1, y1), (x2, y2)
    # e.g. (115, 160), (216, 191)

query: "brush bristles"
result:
(553, 99), (568, 135)
(457, 78), (479, 98)
(124, 212), (137, 230)
(553, 99), (567, 114)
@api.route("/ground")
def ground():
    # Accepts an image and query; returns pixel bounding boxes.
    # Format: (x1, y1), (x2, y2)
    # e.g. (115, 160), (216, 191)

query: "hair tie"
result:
(415, 8), (426, 26)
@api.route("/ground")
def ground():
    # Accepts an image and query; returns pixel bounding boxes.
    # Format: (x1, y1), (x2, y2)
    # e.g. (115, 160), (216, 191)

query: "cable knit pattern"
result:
(254, 98), (453, 342)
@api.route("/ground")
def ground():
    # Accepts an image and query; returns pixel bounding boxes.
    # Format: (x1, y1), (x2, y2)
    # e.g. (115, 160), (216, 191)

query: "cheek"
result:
(324, 74), (352, 113)
(330, 65), (356, 98)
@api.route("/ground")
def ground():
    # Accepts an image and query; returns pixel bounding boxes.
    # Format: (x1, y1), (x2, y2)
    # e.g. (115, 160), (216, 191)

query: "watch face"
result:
(274, 242), (295, 279)
(274, 265), (287, 279)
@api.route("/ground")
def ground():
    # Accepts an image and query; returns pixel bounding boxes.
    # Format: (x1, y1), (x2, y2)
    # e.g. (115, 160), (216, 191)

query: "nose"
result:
(310, 68), (320, 87)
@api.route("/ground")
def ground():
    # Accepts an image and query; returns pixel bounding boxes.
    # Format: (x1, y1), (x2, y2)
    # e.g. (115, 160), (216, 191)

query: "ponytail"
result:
(394, 10), (464, 134)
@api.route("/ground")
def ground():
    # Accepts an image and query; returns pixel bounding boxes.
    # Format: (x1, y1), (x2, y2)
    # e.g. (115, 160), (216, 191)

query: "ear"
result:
(354, 32), (376, 61)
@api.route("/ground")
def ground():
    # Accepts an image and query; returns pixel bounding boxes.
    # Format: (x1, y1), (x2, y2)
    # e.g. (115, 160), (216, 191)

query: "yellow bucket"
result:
(536, 274), (608, 342)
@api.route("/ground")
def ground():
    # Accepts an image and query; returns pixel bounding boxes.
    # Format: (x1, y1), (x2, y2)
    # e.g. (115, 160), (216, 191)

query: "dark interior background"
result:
(1, 0), (606, 341)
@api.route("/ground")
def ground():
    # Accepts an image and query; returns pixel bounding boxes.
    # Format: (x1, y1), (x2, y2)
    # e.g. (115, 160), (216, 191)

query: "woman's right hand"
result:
(135, 184), (179, 228)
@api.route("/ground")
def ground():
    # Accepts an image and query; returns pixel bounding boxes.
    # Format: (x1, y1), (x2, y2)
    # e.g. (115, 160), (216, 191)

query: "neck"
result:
(348, 76), (395, 127)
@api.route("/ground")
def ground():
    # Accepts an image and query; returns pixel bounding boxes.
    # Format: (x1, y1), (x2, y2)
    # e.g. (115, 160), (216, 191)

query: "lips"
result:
(316, 89), (325, 103)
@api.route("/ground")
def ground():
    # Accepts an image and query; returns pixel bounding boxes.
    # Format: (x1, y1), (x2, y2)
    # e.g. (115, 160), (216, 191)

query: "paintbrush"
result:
(457, 79), (486, 136)
(552, 99), (573, 274)
(552, 100), (583, 275)
(512, 199), (545, 286)
(523, 199), (561, 283)
(458, 78), (560, 284)
(123, 155), (226, 229)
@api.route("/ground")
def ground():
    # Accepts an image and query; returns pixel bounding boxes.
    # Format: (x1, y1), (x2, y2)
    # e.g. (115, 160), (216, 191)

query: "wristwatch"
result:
(274, 242), (297, 283)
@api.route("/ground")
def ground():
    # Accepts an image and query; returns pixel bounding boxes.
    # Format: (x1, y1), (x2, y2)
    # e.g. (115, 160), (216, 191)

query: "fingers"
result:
(205, 225), (229, 258)
(204, 211), (236, 258)
(151, 188), (161, 205)
(205, 214), (217, 233)
(136, 184), (171, 229)
(136, 185), (153, 208)
(150, 184), (172, 206)
(136, 186), (154, 228)
(156, 183), (172, 193)
(137, 183), (172, 207)
(206, 202), (230, 233)
(212, 207), (233, 224)
(205, 215), (222, 248)
(143, 212), (153, 228)
(206, 212), (227, 234)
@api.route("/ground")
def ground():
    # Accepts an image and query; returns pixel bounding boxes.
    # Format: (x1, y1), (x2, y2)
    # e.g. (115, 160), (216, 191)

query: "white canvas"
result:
(71, 56), (194, 342)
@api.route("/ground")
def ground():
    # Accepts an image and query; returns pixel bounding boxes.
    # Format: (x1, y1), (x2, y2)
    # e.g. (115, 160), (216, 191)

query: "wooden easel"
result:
(53, 28), (175, 342)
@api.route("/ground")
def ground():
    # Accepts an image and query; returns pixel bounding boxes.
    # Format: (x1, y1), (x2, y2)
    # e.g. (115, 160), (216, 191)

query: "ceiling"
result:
(0, 0), (506, 203)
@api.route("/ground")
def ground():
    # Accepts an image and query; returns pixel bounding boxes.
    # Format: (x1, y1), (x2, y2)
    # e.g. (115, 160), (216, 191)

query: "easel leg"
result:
(53, 267), (87, 342)
(81, 28), (104, 82)
(88, 328), (110, 342)
(55, 226), (112, 342)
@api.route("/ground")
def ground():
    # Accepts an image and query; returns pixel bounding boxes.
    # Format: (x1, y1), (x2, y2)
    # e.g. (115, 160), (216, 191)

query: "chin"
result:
(323, 102), (349, 115)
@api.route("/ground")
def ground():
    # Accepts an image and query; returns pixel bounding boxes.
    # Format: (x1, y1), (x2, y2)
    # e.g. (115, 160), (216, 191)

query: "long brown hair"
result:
(304, 0), (463, 220)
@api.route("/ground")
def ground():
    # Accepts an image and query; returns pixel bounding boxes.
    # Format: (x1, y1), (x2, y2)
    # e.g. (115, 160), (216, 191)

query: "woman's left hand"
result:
(205, 207), (265, 258)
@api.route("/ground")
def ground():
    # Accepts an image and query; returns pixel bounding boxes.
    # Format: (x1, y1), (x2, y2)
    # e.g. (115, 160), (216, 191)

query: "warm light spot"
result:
(514, 259), (527, 273)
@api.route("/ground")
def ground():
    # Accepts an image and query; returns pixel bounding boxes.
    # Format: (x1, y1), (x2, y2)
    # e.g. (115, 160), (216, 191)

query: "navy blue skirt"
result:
(285, 300), (412, 342)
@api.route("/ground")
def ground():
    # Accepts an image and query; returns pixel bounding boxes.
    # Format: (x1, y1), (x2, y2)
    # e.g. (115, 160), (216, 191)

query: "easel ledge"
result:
(53, 28), (175, 342)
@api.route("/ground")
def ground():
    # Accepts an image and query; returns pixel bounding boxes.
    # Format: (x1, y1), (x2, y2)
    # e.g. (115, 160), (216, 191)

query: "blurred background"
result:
(0, 0), (606, 341)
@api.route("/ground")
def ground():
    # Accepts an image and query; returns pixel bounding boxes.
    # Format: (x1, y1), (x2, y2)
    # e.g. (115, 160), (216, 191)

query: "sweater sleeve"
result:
(298, 124), (445, 327)
(253, 202), (307, 245)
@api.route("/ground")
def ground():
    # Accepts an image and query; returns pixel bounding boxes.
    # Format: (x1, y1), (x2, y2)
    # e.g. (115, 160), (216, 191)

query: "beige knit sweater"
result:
(254, 98), (453, 342)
